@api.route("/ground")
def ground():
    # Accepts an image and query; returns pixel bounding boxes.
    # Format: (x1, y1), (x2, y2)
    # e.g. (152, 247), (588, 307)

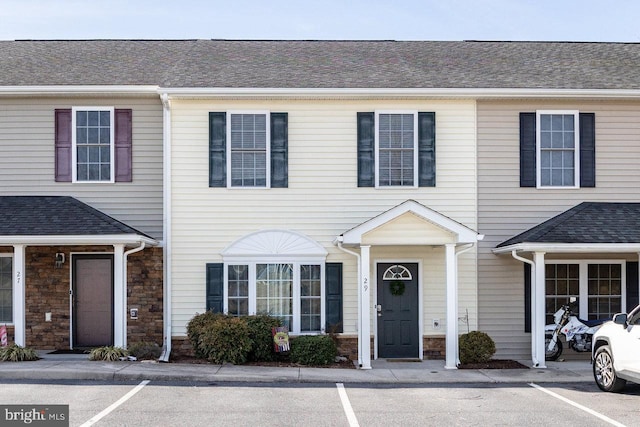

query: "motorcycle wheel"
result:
(545, 333), (563, 361)
(593, 345), (626, 392)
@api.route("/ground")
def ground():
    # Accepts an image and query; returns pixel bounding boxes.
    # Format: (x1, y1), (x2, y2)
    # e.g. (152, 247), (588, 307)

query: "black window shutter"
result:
(579, 113), (596, 188)
(209, 112), (226, 187)
(357, 112), (375, 187)
(524, 264), (531, 333)
(206, 263), (224, 313)
(418, 112), (436, 187)
(114, 109), (133, 182)
(520, 113), (536, 187)
(270, 113), (288, 188)
(627, 262), (639, 312)
(54, 109), (72, 182)
(325, 262), (343, 333)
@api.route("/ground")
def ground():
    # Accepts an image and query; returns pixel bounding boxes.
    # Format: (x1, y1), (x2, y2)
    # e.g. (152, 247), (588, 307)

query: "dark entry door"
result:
(73, 255), (114, 347)
(377, 263), (419, 358)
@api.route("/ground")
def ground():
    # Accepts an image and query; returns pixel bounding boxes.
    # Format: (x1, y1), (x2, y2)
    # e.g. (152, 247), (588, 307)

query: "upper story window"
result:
(376, 112), (418, 187)
(228, 112), (269, 187)
(537, 111), (579, 188)
(73, 107), (115, 183)
(209, 112), (288, 189)
(0, 255), (12, 323)
(519, 110), (595, 189)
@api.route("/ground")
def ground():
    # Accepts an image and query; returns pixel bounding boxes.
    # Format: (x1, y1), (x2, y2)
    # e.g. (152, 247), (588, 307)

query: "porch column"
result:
(445, 243), (458, 369)
(533, 251), (546, 368)
(12, 245), (26, 347)
(360, 245), (372, 369)
(113, 244), (126, 348)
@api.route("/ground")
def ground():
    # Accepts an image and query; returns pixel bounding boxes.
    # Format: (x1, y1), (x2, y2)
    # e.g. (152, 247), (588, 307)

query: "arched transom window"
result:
(382, 264), (413, 281)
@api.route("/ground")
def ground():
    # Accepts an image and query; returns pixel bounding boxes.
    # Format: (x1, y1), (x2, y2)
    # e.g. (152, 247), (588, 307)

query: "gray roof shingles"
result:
(497, 202), (640, 247)
(2, 39), (640, 89)
(0, 196), (152, 238)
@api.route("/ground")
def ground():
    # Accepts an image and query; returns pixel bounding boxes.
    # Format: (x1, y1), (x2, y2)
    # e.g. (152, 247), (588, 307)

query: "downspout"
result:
(159, 92), (172, 362)
(511, 250), (540, 367)
(123, 242), (146, 348)
(335, 238), (363, 368)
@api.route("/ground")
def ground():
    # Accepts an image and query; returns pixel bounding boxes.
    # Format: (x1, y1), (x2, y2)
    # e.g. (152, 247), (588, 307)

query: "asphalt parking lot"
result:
(1, 379), (639, 426)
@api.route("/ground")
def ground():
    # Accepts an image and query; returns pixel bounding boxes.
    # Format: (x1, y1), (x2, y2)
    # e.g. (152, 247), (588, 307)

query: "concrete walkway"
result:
(0, 352), (596, 384)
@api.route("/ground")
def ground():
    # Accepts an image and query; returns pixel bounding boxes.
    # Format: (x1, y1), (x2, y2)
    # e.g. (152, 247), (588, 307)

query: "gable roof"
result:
(0, 196), (155, 244)
(2, 40), (640, 90)
(496, 202), (640, 249)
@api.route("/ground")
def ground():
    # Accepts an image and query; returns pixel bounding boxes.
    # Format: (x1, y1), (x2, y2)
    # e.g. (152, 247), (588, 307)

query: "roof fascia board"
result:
(0, 234), (158, 246)
(159, 88), (640, 100)
(0, 86), (160, 96)
(493, 243), (640, 254)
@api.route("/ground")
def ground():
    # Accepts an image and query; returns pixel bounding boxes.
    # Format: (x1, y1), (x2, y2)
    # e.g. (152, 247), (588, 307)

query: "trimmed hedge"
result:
(290, 335), (337, 366)
(459, 331), (496, 364)
(245, 315), (282, 362)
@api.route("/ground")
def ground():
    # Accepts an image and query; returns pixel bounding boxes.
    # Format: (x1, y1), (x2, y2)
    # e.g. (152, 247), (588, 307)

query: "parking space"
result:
(1, 380), (639, 426)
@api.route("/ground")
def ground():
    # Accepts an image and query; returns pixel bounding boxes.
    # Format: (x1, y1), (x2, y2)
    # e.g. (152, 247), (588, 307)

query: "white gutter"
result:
(0, 235), (157, 246)
(510, 250), (541, 368)
(0, 85), (159, 96)
(122, 242), (146, 348)
(335, 238), (363, 368)
(159, 92), (172, 362)
(494, 242), (640, 254)
(158, 87), (640, 100)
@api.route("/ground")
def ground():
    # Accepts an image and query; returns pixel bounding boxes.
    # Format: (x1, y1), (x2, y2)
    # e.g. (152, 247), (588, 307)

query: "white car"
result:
(592, 305), (640, 392)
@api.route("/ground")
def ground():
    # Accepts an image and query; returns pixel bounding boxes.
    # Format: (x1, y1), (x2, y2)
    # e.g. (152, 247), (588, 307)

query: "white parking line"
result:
(79, 380), (150, 427)
(529, 383), (627, 427)
(336, 383), (359, 427)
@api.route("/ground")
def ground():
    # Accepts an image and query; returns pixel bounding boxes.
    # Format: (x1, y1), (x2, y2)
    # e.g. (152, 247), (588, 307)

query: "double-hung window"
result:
(228, 112), (270, 188)
(225, 262), (324, 333)
(72, 107), (115, 183)
(0, 255), (12, 323)
(375, 112), (418, 187)
(536, 110), (580, 188)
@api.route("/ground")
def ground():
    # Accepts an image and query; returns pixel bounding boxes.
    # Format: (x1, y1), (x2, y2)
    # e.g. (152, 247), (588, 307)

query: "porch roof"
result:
(0, 196), (157, 246)
(336, 199), (482, 246)
(494, 202), (640, 254)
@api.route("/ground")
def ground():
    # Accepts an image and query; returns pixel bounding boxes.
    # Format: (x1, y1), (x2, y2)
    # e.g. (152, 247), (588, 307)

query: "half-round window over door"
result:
(382, 264), (413, 281)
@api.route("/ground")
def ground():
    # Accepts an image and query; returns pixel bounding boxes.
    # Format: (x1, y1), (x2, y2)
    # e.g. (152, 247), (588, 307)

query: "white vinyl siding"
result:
(170, 99), (478, 337)
(0, 97), (163, 240)
(537, 110), (579, 188)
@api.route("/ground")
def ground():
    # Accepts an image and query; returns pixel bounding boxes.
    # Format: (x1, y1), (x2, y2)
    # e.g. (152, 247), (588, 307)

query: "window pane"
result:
(99, 111), (110, 126)
(256, 264), (293, 326)
(0, 257), (12, 322)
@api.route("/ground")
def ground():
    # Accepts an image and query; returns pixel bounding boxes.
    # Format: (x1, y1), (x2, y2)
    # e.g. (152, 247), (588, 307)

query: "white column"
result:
(113, 244), (126, 348)
(360, 245), (372, 369)
(533, 251), (547, 368)
(445, 243), (458, 369)
(12, 245), (26, 346)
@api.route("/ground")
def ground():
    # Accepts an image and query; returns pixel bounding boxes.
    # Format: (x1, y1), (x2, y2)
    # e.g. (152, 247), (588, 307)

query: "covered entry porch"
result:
(335, 200), (483, 369)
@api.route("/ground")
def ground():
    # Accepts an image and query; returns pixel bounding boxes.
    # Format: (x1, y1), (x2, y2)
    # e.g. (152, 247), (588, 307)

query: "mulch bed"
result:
(170, 355), (356, 369)
(458, 359), (529, 369)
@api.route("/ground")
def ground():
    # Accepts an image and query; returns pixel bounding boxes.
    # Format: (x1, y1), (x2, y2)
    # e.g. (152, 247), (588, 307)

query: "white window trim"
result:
(374, 110), (419, 189)
(71, 106), (115, 184)
(226, 110), (271, 189)
(223, 258), (325, 334)
(545, 259), (626, 318)
(536, 110), (580, 190)
(0, 253), (13, 324)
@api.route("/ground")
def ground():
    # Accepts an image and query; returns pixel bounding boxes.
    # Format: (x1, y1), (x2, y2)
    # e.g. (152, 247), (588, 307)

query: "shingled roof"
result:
(0, 196), (153, 238)
(497, 202), (640, 247)
(2, 40), (640, 89)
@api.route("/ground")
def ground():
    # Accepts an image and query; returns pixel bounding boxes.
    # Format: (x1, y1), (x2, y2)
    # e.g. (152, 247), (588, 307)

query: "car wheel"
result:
(593, 345), (626, 392)
(545, 333), (562, 361)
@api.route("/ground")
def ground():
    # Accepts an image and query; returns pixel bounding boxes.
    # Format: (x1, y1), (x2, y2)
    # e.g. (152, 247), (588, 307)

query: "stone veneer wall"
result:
(0, 245), (162, 349)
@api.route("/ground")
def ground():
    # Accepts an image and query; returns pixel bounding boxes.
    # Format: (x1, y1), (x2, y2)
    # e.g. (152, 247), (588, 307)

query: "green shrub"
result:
(290, 335), (337, 366)
(0, 344), (39, 362)
(245, 315), (282, 362)
(128, 342), (162, 360)
(198, 316), (252, 364)
(186, 311), (227, 358)
(459, 331), (496, 364)
(89, 346), (129, 361)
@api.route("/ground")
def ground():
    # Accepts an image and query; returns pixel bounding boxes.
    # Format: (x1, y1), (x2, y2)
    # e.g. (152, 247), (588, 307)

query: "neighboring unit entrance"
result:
(72, 255), (114, 347)
(376, 263), (419, 358)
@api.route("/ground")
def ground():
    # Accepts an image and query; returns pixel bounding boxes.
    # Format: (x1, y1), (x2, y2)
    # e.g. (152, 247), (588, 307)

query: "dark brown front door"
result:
(73, 255), (113, 347)
(377, 263), (419, 358)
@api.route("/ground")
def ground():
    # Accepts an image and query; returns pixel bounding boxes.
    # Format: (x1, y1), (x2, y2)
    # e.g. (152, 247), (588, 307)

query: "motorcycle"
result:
(544, 297), (608, 361)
